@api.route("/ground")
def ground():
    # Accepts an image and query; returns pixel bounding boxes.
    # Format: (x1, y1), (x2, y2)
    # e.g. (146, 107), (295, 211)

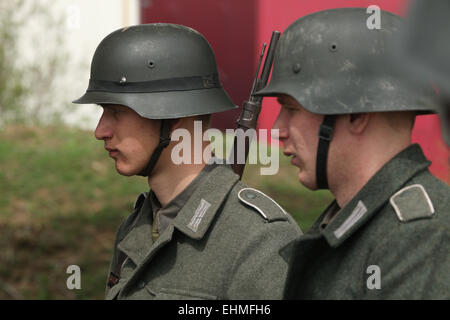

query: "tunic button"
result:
(246, 192), (256, 199)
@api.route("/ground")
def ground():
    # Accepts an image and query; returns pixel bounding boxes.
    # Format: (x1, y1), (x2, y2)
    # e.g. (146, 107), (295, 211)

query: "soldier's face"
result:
(273, 95), (324, 190)
(94, 104), (160, 176)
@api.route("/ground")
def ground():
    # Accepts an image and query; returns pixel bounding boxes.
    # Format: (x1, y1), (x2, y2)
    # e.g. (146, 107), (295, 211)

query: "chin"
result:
(298, 172), (318, 191)
(116, 169), (135, 176)
(115, 163), (138, 176)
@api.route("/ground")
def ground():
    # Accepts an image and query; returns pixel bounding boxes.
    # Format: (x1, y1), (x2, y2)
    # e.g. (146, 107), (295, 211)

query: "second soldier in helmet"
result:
(394, 0), (450, 146)
(257, 8), (449, 299)
(73, 24), (301, 299)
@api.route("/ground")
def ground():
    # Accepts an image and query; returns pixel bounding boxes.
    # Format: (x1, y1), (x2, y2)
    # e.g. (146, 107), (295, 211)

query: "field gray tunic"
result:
(105, 163), (302, 300)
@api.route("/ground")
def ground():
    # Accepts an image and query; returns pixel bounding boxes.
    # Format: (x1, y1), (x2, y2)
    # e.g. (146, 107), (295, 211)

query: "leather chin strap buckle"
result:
(318, 123), (334, 141)
(159, 134), (171, 148)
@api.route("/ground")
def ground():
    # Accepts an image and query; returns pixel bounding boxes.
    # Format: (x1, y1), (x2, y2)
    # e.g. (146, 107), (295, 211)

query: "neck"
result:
(149, 164), (205, 207)
(330, 140), (411, 209)
(147, 141), (211, 207)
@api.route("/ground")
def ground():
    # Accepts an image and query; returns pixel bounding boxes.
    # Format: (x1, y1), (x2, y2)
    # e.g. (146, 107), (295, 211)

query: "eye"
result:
(103, 106), (121, 118)
(282, 104), (298, 113)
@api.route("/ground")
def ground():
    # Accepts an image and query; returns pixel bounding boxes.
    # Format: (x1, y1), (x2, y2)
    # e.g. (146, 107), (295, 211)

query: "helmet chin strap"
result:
(137, 120), (172, 177)
(316, 115), (336, 189)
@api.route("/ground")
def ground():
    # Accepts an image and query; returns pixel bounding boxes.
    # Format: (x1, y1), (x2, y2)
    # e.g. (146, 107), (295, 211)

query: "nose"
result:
(272, 109), (289, 141)
(94, 110), (113, 141)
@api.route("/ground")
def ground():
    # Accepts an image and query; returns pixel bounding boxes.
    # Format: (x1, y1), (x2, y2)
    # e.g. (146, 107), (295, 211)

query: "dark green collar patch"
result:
(238, 187), (288, 222)
(390, 184), (435, 222)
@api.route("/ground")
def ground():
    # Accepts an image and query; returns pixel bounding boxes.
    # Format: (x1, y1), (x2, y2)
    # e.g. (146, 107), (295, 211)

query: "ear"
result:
(347, 113), (370, 135)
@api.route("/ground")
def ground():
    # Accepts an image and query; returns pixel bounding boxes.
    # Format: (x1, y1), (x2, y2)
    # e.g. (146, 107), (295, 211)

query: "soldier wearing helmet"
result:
(395, 0), (450, 146)
(74, 23), (301, 300)
(256, 8), (450, 299)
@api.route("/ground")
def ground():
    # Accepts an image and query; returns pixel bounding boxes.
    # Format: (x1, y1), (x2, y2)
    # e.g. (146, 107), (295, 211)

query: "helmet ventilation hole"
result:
(330, 43), (338, 52)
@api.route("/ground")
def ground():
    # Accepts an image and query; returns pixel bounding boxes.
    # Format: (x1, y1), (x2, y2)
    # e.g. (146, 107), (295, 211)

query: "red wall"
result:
(141, 0), (449, 183)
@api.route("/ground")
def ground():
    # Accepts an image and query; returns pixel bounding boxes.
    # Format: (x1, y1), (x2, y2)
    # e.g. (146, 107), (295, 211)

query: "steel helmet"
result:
(256, 8), (437, 114)
(73, 23), (236, 118)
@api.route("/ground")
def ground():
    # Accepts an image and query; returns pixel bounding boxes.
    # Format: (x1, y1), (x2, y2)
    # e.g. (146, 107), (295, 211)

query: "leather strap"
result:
(316, 115), (336, 189)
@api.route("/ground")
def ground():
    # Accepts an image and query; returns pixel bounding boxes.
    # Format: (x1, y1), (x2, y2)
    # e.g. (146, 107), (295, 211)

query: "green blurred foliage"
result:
(0, 0), (70, 125)
(0, 125), (148, 299)
(0, 0), (28, 124)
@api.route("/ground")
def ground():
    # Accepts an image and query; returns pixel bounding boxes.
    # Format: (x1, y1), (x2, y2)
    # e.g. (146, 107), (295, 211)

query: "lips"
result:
(283, 150), (301, 167)
(105, 147), (119, 158)
(283, 150), (296, 159)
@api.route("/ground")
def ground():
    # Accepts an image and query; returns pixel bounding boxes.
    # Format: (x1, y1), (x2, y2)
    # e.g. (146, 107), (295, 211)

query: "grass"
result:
(0, 124), (332, 299)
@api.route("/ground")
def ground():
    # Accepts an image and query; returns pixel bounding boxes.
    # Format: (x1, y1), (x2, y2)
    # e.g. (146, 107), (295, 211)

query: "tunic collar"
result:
(314, 144), (431, 247)
(148, 163), (212, 236)
(117, 163), (239, 266)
